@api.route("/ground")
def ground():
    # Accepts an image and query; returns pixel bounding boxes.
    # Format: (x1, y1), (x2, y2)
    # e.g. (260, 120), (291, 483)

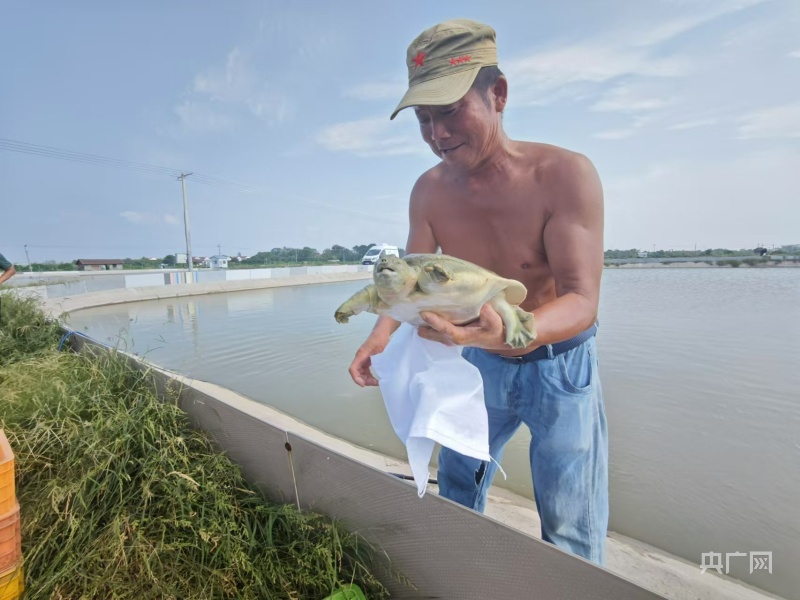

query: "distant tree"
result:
(321, 244), (361, 262)
(603, 249), (638, 259)
(163, 254), (176, 266)
(297, 246), (319, 262)
(241, 252), (270, 265)
(352, 244), (375, 258)
(120, 256), (161, 269)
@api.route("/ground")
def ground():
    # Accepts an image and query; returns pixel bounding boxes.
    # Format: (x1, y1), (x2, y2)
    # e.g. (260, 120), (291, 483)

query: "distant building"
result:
(637, 251), (649, 258)
(208, 255), (229, 269)
(76, 259), (124, 271)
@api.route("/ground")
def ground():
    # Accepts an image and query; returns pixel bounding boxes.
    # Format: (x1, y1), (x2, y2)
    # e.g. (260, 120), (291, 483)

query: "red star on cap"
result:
(412, 52), (426, 67)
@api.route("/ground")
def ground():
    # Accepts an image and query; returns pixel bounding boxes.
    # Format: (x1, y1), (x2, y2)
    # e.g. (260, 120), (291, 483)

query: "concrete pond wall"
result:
(8, 265), (372, 302)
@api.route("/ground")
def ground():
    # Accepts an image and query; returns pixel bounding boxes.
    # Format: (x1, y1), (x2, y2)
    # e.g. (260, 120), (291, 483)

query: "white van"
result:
(361, 244), (400, 265)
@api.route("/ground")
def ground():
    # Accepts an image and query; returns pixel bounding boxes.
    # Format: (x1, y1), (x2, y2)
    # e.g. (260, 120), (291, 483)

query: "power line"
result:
(0, 138), (180, 177)
(0, 137), (405, 226)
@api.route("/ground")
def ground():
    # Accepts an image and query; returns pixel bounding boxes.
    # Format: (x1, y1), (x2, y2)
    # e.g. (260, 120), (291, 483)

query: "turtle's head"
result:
(373, 253), (417, 300)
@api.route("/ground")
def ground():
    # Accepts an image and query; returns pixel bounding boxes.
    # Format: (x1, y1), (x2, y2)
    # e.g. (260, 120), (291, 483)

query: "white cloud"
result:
(627, 0), (770, 47)
(316, 115), (429, 157)
(192, 48), (247, 101)
(502, 0), (770, 108)
(593, 129), (636, 140)
(604, 149), (800, 249)
(591, 84), (674, 113)
(787, 50), (800, 58)
(163, 214), (180, 225)
(629, 15), (714, 47)
(175, 47), (291, 131)
(589, 87), (665, 139)
(668, 118), (718, 130)
(120, 211), (149, 224)
(345, 81), (406, 102)
(174, 101), (236, 132)
(737, 103), (800, 139)
(505, 45), (689, 107)
(247, 95), (290, 124)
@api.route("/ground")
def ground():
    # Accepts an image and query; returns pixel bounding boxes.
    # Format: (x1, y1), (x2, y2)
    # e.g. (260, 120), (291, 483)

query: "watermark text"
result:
(700, 551), (772, 575)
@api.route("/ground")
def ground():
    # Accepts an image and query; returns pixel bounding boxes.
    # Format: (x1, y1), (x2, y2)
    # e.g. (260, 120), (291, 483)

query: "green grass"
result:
(0, 294), (64, 368)
(0, 294), (387, 599)
(718, 259), (742, 268)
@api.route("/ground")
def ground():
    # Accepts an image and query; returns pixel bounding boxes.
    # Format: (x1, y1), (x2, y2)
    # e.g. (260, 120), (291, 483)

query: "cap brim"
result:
(390, 66), (481, 120)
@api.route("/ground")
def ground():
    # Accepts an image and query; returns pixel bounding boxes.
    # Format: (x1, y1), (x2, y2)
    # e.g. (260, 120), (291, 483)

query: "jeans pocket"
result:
(536, 375), (594, 445)
(555, 345), (594, 394)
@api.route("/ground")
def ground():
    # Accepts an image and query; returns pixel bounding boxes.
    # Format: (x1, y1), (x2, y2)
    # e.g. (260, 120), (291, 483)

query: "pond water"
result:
(66, 267), (800, 597)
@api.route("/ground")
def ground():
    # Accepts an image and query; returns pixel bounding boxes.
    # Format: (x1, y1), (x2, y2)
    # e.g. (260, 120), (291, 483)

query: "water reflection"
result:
(166, 301), (199, 332)
(65, 271), (800, 597)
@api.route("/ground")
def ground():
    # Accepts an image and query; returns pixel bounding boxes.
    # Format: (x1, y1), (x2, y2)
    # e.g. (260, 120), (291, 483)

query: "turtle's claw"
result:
(505, 324), (536, 349)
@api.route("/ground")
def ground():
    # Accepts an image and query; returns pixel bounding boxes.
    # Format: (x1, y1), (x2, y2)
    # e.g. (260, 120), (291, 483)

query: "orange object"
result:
(0, 562), (23, 600)
(0, 505), (21, 574)
(0, 432), (14, 516)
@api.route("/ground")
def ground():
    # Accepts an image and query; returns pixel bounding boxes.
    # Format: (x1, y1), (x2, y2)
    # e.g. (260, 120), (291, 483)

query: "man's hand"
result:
(418, 303), (509, 350)
(348, 332), (390, 387)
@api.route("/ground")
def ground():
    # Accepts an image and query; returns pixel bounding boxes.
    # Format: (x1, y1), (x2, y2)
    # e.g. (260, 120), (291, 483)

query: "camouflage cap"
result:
(390, 19), (498, 120)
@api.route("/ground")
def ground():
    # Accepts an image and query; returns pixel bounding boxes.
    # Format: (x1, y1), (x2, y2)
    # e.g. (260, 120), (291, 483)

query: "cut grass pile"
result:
(0, 295), (387, 599)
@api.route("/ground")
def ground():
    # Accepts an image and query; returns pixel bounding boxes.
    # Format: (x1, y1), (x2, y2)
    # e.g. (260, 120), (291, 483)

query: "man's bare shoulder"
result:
(515, 141), (594, 176)
(515, 141), (600, 203)
(410, 163), (447, 202)
(416, 162), (447, 185)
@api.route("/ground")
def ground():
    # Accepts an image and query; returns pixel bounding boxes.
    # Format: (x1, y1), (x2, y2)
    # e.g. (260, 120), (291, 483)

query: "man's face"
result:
(413, 87), (500, 168)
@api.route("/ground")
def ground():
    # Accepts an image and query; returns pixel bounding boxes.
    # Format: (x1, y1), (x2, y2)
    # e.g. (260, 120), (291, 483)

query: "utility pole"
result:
(178, 173), (193, 279)
(24, 245), (32, 272)
(217, 244), (221, 256)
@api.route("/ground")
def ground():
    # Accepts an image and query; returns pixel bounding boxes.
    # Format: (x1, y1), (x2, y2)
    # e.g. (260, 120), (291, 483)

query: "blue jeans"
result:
(437, 336), (609, 565)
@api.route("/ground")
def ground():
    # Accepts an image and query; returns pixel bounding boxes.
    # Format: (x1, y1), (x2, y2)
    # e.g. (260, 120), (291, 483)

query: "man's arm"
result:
(0, 265), (16, 286)
(533, 152), (604, 345)
(347, 176), (439, 386)
(405, 175), (439, 255)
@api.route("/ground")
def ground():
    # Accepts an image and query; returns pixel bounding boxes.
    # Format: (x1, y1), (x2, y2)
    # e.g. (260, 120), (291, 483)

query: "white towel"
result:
(370, 323), (492, 497)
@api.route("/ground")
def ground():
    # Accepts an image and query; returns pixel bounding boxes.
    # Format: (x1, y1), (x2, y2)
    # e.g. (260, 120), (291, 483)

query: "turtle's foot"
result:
(334, 310), (352, 324)
(505, 323), (537, 349)
(505, 308), (536, 349)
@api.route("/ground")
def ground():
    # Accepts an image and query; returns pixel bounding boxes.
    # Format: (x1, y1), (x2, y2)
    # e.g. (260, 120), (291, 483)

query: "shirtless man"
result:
(348, 19), (608, 565)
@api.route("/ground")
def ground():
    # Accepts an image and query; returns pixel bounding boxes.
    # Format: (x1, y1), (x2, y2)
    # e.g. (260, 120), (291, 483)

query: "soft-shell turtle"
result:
(334, 253), (536, 349)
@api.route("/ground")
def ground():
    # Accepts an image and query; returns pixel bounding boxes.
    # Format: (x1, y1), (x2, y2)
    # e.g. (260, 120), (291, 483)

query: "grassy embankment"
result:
(0, 294), (387, 599)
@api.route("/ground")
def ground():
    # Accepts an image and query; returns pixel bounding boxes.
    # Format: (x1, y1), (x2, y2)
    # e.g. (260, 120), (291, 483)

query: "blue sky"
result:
(1, 0), (798, 263)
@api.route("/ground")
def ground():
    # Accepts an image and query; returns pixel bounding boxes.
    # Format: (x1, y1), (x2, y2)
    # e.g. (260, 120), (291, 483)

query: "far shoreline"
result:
(604, 259), (798, 269)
